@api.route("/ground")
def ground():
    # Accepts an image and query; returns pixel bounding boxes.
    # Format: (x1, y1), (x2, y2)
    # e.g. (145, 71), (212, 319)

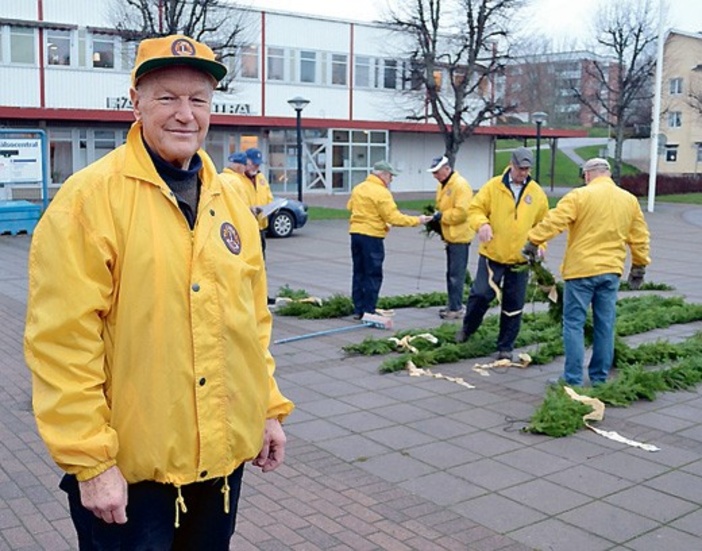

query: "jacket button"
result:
(210, 209), (215, 216)
(192, 283), (200, 292)
(199, 377), (206, 386)
(200, 470), (208, 478)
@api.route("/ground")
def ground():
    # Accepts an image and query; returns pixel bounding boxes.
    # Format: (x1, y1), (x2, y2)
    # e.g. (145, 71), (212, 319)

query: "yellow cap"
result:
(131, 34), (227, 86)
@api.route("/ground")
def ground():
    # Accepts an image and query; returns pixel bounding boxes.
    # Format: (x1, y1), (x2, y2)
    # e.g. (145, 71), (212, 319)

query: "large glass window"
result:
(355, 56), (371, 87)
(383, 59), (397, 89)
(331, 129), (388, 192)
(47, 29), (71, 66)
(300, 50), (316, 83)
(331, 53), (347, 85)
(267, 47), (284, 81)
(92, 36), (115, 68)
(11, 27), (35, 64)
(240, 45), (258, 78)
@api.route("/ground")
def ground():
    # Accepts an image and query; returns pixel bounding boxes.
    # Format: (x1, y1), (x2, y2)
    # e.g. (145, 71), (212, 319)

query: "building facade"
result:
(658, 30), (702, 175)
(0, 0), (582, 199)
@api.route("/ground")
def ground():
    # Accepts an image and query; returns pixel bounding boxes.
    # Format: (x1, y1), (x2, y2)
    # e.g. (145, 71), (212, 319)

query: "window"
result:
(355, 56), (371, 87)
(267, 47), (284, 81)
(383, 59), (397, 89)
(92, 36), (114, 68)
(331, 129), (388, 192)
(240, 45), (258, 78)
(11, 27), (35, 64)
(331, 53), (347, 85)
(668, 111), (682, 128)
(669, 77), (683, 95)
(665, 144), (678, 163)
(46, 29), (71, 66)
(300, 50), (316, 83)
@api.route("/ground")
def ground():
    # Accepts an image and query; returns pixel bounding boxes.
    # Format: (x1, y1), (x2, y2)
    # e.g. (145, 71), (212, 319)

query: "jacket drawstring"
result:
(221, 476), (231, 514)
(174, 486), (188, 528)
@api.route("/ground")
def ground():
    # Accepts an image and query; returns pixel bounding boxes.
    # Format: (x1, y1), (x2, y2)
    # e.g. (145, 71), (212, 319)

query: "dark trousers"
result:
(445, 242), (470, 311)
(350, 233), (385, 316)
(60, 465), (244, 551)
(461, 254), (529, 352)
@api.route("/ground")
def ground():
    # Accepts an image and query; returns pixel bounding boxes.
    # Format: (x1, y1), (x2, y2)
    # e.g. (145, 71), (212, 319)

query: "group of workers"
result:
(347, 148), (651, 387)
(21, 31), (651, 551)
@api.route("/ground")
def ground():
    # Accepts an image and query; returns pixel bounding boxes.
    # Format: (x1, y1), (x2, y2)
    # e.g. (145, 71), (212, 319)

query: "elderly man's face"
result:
(431, 164), (452, 181)
(130, 66), (214, 169)
(510, 164), (531, 185)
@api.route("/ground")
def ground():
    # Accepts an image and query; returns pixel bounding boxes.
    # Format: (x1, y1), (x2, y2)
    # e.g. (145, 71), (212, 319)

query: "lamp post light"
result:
(287, 96), (310, 202)
(531, 111), (548, 184)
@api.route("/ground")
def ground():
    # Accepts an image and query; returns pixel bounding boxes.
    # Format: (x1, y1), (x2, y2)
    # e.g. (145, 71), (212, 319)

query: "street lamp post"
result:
(287, 96), (310, 202)
(531, 111), (548, 184)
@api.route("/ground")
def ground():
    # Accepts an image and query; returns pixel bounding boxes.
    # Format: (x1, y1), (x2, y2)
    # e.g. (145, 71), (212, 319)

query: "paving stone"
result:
(560, 501), (659, 543)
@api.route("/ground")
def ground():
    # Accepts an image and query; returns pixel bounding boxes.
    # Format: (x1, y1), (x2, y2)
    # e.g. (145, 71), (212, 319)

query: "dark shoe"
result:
(352, 313), (363, 321)
(496, 350), (513, 362)
(440, 308), (465, 320)
(455, 329), (467, 343)
(267, 297), (276, 305)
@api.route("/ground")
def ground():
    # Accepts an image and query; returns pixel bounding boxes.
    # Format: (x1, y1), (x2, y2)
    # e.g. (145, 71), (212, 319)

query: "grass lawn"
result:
(307, 206), (349, 220)
(574, 145), (639, 176)
(657, 193), (702, 205)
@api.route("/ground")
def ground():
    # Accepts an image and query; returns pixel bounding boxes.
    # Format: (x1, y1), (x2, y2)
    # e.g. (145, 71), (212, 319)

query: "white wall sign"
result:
(0, 139), (43, 183)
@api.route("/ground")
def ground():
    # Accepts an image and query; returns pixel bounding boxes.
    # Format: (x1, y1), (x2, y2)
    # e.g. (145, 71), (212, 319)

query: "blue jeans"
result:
(460, 255), (528, 352)
(446, 242), (470, 311)
(350, 233), (385, 315)
(562, 274), (619, 386)
(61, 465), (244, 550)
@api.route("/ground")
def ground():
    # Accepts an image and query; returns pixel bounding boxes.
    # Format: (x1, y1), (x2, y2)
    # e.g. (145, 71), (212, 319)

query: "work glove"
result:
(432, 211), (442, 222)
(627, 265), (646, 290)
(522, 241), (539, 264)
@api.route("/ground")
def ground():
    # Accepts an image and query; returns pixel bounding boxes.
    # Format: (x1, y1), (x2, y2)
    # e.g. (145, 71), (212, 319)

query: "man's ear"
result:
(130, 87), (141, 121)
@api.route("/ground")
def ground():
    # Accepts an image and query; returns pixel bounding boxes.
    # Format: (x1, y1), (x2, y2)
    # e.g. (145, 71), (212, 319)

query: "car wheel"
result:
(269, 210), (294, 238)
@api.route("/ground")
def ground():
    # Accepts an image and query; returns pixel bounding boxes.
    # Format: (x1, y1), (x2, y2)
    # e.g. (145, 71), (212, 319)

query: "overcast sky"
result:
(246, 0), (702, 47)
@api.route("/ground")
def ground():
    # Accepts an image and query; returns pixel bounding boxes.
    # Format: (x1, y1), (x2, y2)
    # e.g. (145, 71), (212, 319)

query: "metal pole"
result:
(295, 109), (303, 203)
(535, 121), (542, 184)
(647, 1), (665, 213)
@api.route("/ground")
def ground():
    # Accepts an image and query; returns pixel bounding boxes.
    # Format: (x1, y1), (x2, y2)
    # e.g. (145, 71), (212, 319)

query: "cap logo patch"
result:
(220, 222), (241, 255)
(171, 38), (197, 57)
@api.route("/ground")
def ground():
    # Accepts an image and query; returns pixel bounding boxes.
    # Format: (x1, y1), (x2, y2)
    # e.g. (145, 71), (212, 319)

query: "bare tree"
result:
(574, 0), (658, 182)
(688, 64), (702, 116)
(108, 0), (251, 90)
(383, 0), (524, 165)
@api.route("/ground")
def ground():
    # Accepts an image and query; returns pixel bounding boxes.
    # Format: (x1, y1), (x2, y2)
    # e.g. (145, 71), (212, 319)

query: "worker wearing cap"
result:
(427, 155), (475, 320)
(24, 34), (293, 548)
(347, 160), (432, 319)
(455, 147), (549, 362)
(525, 157), (650, 386)
(241, 147), (274, 255)
(220, 150), (250, 201)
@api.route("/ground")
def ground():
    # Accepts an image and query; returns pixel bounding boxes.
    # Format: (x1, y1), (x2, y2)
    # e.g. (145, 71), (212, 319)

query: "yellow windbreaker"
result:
(527, 176), (650, 279)
(435, 170), (475, 244)
(469, 170), (549, 264)
(347, 174), (420, 237)
(237, 171), (274, 231)
(24, 122), (293, 486)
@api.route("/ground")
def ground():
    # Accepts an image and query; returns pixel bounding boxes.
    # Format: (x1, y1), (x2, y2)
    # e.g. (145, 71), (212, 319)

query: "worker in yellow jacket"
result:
(525, 157), (650, 386)
(455, 147), (549, 362)
(347, 160), (432, 319)
(427, 155), (475, 319)
(24, 35), (293, 549)
(242, 147), (274, 255)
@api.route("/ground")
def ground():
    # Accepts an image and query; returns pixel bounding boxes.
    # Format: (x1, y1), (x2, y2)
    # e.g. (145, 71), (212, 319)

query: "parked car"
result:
(267, 197), (308, 238)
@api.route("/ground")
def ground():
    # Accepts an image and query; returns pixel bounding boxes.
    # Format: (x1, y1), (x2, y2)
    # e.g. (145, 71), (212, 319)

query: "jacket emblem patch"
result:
(220, 222), (241, 255)
(524, 194), (532, 205)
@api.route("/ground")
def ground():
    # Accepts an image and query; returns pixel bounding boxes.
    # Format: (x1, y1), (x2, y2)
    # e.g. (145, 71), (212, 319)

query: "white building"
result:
(0, 0), (583, 198)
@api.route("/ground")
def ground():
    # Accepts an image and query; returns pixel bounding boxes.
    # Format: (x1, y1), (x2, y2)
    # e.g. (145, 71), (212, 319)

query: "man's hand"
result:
(627, 265), (646, 290)
(418, 214), (432, 225)
(522, 241), (540, 263)
(477, 223), (493, 243)
(253, 419), (287, 473)
(79, 465), (128, 524)
(251, 206), (263, 217)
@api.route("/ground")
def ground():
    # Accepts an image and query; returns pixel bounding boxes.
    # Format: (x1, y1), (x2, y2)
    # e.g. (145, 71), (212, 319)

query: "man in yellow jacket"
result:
(242, 147), (275, 255)
(347, 161), (432, 319)
(427, 155), (475, 319)
(525, 157), (650, 386)
(220, 150), (248, 187)
(455, 148), (549, 361)
(24, 35), (293, 549)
